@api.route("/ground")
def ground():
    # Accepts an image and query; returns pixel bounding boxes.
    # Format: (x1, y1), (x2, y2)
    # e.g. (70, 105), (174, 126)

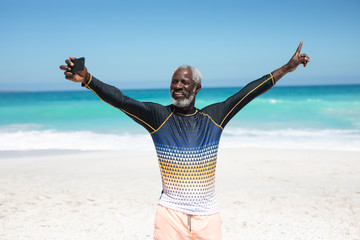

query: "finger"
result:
(301, 56), (310, 64)
(300, 53), (309, 58)
(296, 41), (303, 55)
(305, 58), (310, 67)
(65, 59), (74, 67)
(300, 57), (310, 67)
(69, 56), (76, 66)
(59, 65), (71, 71)
(64, 71), (74, 78)
(303, 54), (310, 61)
(299, 53), (310, 62)
(301, 56), (308, 62)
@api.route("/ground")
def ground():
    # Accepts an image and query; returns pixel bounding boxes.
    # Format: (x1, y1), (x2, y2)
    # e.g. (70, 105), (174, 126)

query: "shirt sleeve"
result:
(201, 73), (275, 129)
(83, 74), (171, 133)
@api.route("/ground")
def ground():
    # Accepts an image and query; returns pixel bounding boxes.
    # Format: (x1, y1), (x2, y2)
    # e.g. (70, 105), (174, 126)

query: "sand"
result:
(0, 148), (359, 240)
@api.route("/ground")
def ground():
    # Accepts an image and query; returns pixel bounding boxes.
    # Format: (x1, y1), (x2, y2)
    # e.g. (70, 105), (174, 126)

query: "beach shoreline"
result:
(1, 147), (359, 239)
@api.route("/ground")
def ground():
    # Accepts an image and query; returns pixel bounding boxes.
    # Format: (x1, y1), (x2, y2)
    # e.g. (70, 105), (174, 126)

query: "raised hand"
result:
(59, 56), (88, 83)
(286, 41), (310, 72)
(271, 41), (310, 83)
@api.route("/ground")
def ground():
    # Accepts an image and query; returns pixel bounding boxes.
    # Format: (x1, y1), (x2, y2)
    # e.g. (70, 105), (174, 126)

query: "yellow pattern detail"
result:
(220, 75), (273, 127)
(199, 112), (223, 130)
(158, 157), (217, 176)
(151, 110), (175, 134)
(85, 74), (93, 88)
(176, 110), (198, 116)
(270, 72), (275, 85)
(86, 83), (156, 132)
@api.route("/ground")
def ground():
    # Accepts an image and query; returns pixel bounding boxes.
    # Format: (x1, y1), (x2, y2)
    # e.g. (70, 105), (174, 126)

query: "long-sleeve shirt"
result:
(83, 73), (275, 215)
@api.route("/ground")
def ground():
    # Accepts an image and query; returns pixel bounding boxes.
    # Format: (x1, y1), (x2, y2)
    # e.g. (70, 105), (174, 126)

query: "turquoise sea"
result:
(1, 84), (359, 151)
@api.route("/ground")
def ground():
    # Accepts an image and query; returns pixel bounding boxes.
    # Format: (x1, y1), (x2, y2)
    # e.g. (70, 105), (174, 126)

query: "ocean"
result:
(1, 84), (359, 151)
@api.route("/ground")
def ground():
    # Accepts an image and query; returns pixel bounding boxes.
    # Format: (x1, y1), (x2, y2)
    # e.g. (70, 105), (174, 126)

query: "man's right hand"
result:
(59, 56), (89, 83)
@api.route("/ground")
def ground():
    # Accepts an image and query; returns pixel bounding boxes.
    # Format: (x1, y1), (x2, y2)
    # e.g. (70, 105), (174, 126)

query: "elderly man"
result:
(60, 42), (309, 240)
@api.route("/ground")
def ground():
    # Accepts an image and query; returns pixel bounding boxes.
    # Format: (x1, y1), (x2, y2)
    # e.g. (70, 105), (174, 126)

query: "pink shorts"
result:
(153, 204), (222, 240)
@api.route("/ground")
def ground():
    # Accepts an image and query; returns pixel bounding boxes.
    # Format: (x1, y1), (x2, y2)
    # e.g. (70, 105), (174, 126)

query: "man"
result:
(60, 42), (309, 240)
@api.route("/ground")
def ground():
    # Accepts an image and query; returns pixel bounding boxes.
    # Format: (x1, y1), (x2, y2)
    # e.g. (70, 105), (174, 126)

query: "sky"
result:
(0, 0), (359, 91)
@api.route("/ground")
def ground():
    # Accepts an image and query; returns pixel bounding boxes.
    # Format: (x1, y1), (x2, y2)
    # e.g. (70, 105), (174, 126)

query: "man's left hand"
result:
(286, 41), (310, 72)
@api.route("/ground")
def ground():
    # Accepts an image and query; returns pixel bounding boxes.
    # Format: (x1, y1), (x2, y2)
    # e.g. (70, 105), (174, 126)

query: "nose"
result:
(175, 81), (183, 90)
(171, 81), (184, 91)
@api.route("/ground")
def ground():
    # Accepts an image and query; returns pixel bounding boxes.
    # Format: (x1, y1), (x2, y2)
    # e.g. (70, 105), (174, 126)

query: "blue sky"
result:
(0, 0), (359, 91)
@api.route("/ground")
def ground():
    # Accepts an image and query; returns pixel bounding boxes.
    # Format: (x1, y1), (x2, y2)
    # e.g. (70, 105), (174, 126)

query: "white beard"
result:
(170, 87), (196, 108)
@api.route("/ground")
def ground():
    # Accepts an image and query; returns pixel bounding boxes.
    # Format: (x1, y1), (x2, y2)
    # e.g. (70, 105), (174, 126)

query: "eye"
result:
(182, 80), (189, 85)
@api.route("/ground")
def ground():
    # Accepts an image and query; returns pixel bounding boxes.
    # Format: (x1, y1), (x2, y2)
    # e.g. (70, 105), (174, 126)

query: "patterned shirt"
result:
(83, 73), (275, 215)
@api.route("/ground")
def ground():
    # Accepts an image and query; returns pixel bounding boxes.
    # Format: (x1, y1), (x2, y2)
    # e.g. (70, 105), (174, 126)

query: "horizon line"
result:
(1, 83), (360, 93)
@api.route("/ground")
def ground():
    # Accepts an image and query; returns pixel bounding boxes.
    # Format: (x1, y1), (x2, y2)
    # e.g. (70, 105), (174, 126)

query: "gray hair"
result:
(175, 65), (202, 85)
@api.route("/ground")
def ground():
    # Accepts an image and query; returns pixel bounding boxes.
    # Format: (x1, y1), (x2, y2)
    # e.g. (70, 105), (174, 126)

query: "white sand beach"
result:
(0, 148), (359, 240)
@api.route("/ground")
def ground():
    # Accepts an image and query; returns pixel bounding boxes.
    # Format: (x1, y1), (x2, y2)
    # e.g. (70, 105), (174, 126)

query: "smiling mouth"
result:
(172, 90), (186, 99)
(174, 93), (184, 97)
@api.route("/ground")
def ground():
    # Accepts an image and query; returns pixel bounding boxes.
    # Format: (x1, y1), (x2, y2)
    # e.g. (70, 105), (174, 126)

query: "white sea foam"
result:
(0, 129), (153, 151)
(0, 127), (359, 151)
(221, 128), (360, 151)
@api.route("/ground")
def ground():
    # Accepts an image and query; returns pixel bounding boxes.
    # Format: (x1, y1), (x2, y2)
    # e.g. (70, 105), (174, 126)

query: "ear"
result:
(195, 84), (201, 94)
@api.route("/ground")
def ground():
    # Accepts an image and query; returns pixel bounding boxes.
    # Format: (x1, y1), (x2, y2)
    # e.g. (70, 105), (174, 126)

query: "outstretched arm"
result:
(272, 41), (310, 83)
(59, 57), (169, 133)
(202, 41), (310, 128)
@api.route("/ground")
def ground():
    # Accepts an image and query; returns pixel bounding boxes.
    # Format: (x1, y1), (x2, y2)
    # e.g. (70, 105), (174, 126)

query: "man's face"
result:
(170, 68), (199, 109)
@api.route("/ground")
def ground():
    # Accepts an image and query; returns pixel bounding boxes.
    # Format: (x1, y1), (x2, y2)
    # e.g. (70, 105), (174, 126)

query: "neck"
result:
(172, 104), (197, 114)
(178, 103), (195, 111)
